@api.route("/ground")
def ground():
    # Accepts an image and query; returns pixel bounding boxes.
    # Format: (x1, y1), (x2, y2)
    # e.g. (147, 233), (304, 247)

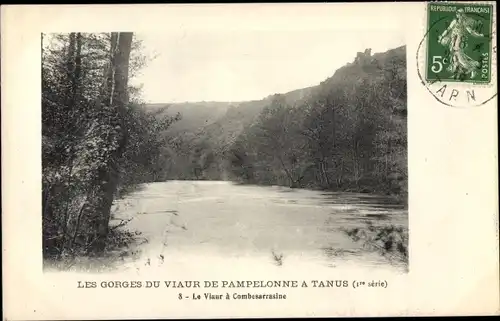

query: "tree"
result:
(86, 32), (134, 254)
(43, 32), (140, 259)
(223, 46), (407, 198)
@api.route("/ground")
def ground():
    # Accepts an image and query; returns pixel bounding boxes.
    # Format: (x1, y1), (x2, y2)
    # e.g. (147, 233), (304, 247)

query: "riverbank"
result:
(229, 179), (408, 207)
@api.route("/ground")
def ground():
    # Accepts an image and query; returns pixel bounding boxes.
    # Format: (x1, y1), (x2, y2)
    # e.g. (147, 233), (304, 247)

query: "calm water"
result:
(109, 181), (408, 273)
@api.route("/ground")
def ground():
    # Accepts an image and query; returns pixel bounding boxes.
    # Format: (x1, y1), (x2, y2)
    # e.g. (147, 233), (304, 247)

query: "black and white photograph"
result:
(42, 25), (408, 275)
(3, 2), (499, 319)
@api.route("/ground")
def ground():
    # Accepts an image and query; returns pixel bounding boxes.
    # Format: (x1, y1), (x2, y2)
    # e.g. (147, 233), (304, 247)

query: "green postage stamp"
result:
(426, 2), (493, 83)
(418, 1), (497, 107)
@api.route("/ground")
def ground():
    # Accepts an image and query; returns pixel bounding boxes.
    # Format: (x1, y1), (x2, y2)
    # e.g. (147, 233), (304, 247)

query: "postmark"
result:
(417, 1), (497, 108)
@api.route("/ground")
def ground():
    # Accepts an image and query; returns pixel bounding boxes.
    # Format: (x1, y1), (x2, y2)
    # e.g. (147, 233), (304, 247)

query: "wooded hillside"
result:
(147, 46), (407, 199)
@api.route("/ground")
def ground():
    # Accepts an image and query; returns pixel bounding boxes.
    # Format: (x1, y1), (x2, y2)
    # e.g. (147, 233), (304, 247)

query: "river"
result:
(107, 180), (408, 274)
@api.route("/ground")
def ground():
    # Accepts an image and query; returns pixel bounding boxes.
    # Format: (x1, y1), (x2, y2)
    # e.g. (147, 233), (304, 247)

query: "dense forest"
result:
(42, 33), (407, 263)
(147, 47), (407, 199)
(42, 33), (178, 260)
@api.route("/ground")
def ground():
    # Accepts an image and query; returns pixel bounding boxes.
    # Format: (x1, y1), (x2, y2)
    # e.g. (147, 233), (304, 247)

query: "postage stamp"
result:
(426, 3), (493, 83)
(417, 1), (497, 107)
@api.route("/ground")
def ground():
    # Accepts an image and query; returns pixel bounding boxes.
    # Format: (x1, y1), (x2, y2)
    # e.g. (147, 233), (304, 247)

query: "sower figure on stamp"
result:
(438, 8), (486, 79)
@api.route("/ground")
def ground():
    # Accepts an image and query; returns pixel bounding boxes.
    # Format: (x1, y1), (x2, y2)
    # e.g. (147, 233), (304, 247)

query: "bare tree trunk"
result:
(320, 160), (330, 187)
(385, 139), (391, 179)
(353, 140), (362, 188)
(60, 33), (83, 257)
(277, 155), (296, 187)
(89, 32), (133, 255)
(336, 158), (344, 188)
(317, 163), (324, 186)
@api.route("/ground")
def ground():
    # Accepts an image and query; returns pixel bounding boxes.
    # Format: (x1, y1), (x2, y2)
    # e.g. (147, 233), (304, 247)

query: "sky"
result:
(128, 5), (407, 103)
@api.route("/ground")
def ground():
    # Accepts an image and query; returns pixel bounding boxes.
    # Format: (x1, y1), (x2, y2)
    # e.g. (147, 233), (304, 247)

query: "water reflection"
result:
(108, 180), (408, 273)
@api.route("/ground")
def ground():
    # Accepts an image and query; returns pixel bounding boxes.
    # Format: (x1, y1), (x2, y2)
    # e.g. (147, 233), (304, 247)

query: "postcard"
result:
(1, 2), (498, 319)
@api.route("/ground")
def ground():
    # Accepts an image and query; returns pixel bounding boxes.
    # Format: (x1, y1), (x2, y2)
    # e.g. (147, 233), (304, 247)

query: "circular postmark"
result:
(417, 2), (497, 108)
